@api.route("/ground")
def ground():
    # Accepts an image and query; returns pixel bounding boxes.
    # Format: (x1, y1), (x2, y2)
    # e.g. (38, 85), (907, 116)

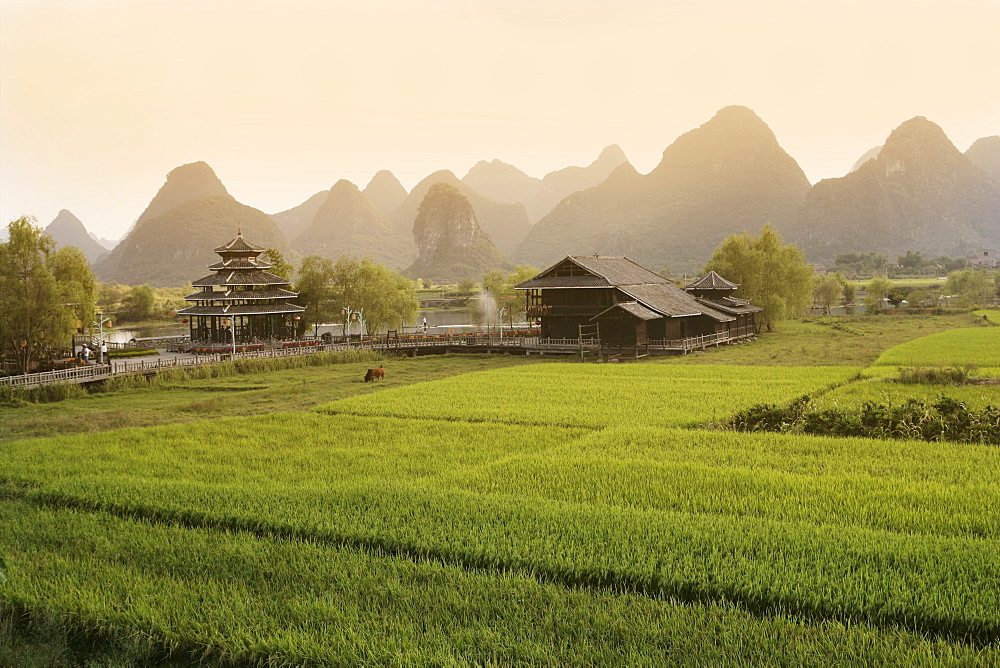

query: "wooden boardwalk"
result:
(1, 331), (754, 390)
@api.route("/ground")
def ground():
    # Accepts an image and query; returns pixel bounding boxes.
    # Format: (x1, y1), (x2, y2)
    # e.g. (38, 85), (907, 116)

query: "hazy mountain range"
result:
(31, 107), (997, 286)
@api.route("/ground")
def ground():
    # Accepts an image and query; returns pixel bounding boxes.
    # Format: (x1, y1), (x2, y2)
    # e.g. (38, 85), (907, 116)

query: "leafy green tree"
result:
(456, 277), (478, 295)
(704, 224), (813, 332)
(945, 269), (996, 308)
(812, 273), (842, 314)
(298, 255), (419, 337)
(295, 255), (337, 336)
(864, 276), (893, 310)
(119, 285), (159, 321)
(839, 274), (857, 305)
(261, 248), (293, 281)
(98, 283), (130, 314)
(482, 265), (536, 327)
(886, 286), (909, 308)
(0, 217), (96, 373)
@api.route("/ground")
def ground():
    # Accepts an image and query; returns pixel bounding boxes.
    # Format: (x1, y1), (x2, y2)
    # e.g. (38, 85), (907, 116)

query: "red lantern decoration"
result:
(181, 318), (189, 324)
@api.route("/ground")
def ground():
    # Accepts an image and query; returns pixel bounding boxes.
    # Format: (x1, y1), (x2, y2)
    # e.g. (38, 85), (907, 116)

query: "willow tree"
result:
(704, 224), (813, 332)
(0, 217), (96, 373)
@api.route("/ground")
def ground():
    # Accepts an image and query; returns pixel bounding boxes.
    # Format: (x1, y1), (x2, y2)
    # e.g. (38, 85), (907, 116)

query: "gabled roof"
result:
(208, 258), (273, 271)
(591, 301), (661, 321)
(515, 255), (670, 289)
(177, 303), (305, 316)
(686, 270), (738, 291)
(214, 231), (265, 254)
(184, 288), (299, 301)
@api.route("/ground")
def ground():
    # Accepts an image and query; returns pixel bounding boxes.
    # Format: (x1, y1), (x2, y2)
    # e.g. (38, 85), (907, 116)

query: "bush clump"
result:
(730, 397), (1000, 445)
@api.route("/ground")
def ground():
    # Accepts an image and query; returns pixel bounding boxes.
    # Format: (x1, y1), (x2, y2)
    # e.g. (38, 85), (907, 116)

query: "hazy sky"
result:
(1, 0), (997, 240)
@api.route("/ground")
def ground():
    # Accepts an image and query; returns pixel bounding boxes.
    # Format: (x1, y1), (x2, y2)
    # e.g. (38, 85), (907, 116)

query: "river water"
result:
(106, 308), (529, 343)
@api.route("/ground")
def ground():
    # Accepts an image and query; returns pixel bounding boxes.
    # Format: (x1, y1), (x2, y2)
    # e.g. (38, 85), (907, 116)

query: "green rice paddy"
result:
(1, 318), (998, 664)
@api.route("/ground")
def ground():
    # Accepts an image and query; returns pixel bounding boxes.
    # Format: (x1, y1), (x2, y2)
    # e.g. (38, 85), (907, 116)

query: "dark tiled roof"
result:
(177, 303), (306, 316)
(214, 232), (266, 254)
(192, 271), (291, 287)
(515, 275), (610, 289)
(696, 297), (763, 316)
(184, 288), (299, 301)
(617, 284), (707, 319)
(590, 301), (661, 321)
(686, 271), (738, 291)
(208, 258), (272, 270)
(516, 256), (670, 289)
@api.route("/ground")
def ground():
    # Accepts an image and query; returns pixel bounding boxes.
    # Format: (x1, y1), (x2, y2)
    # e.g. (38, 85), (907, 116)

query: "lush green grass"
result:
(317, 364), (860, 428)
(815, 377), (1000, 411)
(873, 328), (1000, 367)
(973, 309), (1000, 324)
(5, 500), (988, 666)
(669, 314), (974, 366)
(0, 354), (547, 443)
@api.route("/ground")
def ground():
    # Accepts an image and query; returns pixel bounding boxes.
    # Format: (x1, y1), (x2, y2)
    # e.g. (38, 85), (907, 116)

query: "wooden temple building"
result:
(516, 256), (762, 346)
(177, 232), (305, 343)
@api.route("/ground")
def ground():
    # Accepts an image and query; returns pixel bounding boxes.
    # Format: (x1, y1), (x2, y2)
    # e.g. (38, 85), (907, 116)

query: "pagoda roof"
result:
(208, 258), (273, 271)
(214, 231), (266, 254)
(177, 303), (306, 316)
(184, 288), (299, 301)
(516, 256), (671, 289)
(191, 271), (291, 287)
(686, 270), (738, 291)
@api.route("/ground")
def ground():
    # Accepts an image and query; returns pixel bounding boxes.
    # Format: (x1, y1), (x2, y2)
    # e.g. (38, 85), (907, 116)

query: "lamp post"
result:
(93, 314), (112, 364)
(221, 318), (236, 359)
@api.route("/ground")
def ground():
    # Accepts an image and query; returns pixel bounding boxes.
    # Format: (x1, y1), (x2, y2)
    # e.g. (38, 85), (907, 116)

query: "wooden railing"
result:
(1, 330), (754, 389)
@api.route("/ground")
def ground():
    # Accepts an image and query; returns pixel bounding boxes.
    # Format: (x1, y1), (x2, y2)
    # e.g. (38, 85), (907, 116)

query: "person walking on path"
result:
(81, 344), (90, 364)
(100, 341), (108, 365)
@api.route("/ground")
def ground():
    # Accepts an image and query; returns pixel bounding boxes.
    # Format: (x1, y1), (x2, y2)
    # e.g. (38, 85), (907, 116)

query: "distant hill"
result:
(792, 117), (1000, 261)
(460, 145), (629, 221)
(292, 179), (415, 269)
(362, 170), (408, 214)
(133, 161), (230, 231)
(45, 209), (109, 264)
(406, 183), (511, 282)
(530, 144), (629, 220)
(966, 136), (1000, 183)
(515, 106), (811, 271)
(391, 170), (532, 257)
(271, 191), (329, 241)
(87, 231), (118, 251)
(94, 162), (289, 286)
(461, 160), (542, 208)
(850, 146), (883, 173)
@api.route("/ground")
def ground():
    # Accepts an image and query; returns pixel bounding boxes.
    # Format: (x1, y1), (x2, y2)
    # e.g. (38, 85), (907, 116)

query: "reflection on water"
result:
(109, 308), (530, 342)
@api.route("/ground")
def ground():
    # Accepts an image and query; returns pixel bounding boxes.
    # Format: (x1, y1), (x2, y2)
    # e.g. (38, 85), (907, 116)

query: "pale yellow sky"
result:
(1, 0), (997, 239)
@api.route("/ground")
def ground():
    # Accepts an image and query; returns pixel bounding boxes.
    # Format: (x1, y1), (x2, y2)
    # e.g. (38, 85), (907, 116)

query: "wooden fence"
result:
(1, 330), (754, 390)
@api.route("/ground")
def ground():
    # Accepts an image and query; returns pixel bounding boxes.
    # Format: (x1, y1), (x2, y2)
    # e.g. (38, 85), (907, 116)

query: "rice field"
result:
(872, 327), (1000, 367)
(316, 364), (861, 428)
(2, 328), (998, 663)
(815, 377), (1000, 411)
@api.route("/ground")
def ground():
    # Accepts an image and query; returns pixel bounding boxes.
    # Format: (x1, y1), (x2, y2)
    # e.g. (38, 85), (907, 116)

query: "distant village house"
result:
(965, 249), (997, 269)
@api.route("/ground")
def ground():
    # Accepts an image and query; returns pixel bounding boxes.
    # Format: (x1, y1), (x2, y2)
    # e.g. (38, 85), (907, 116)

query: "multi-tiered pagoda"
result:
(178, 232), (305, 344)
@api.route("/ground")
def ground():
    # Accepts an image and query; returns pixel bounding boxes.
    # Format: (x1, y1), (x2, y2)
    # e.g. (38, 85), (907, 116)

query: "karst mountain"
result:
(45, 209), (110, 264)
(391, 170), (531, 257)
(515, 106), (811, 271)
(406, 183), (511, 282)
(791, 117), (1000, 261)
(461, 144), (629, 220)
(292, 179), (415, 268)
(94, 162), (289, 287)
(362, 170), (409, 215)
(965, 136), (1000, 184)
(272, 191), (330, 241)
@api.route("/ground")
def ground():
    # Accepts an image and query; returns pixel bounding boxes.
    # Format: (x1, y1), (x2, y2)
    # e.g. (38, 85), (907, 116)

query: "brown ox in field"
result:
(364, 366), (385, 382)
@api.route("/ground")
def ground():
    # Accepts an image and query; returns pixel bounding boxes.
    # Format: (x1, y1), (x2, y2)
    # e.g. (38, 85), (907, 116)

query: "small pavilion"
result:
(178, 232), (305, 344)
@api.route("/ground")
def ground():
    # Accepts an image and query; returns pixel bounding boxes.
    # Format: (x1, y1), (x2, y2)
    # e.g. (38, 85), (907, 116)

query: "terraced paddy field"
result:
(872, 327), (1000, 368)
(2, 319), (998, 664)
